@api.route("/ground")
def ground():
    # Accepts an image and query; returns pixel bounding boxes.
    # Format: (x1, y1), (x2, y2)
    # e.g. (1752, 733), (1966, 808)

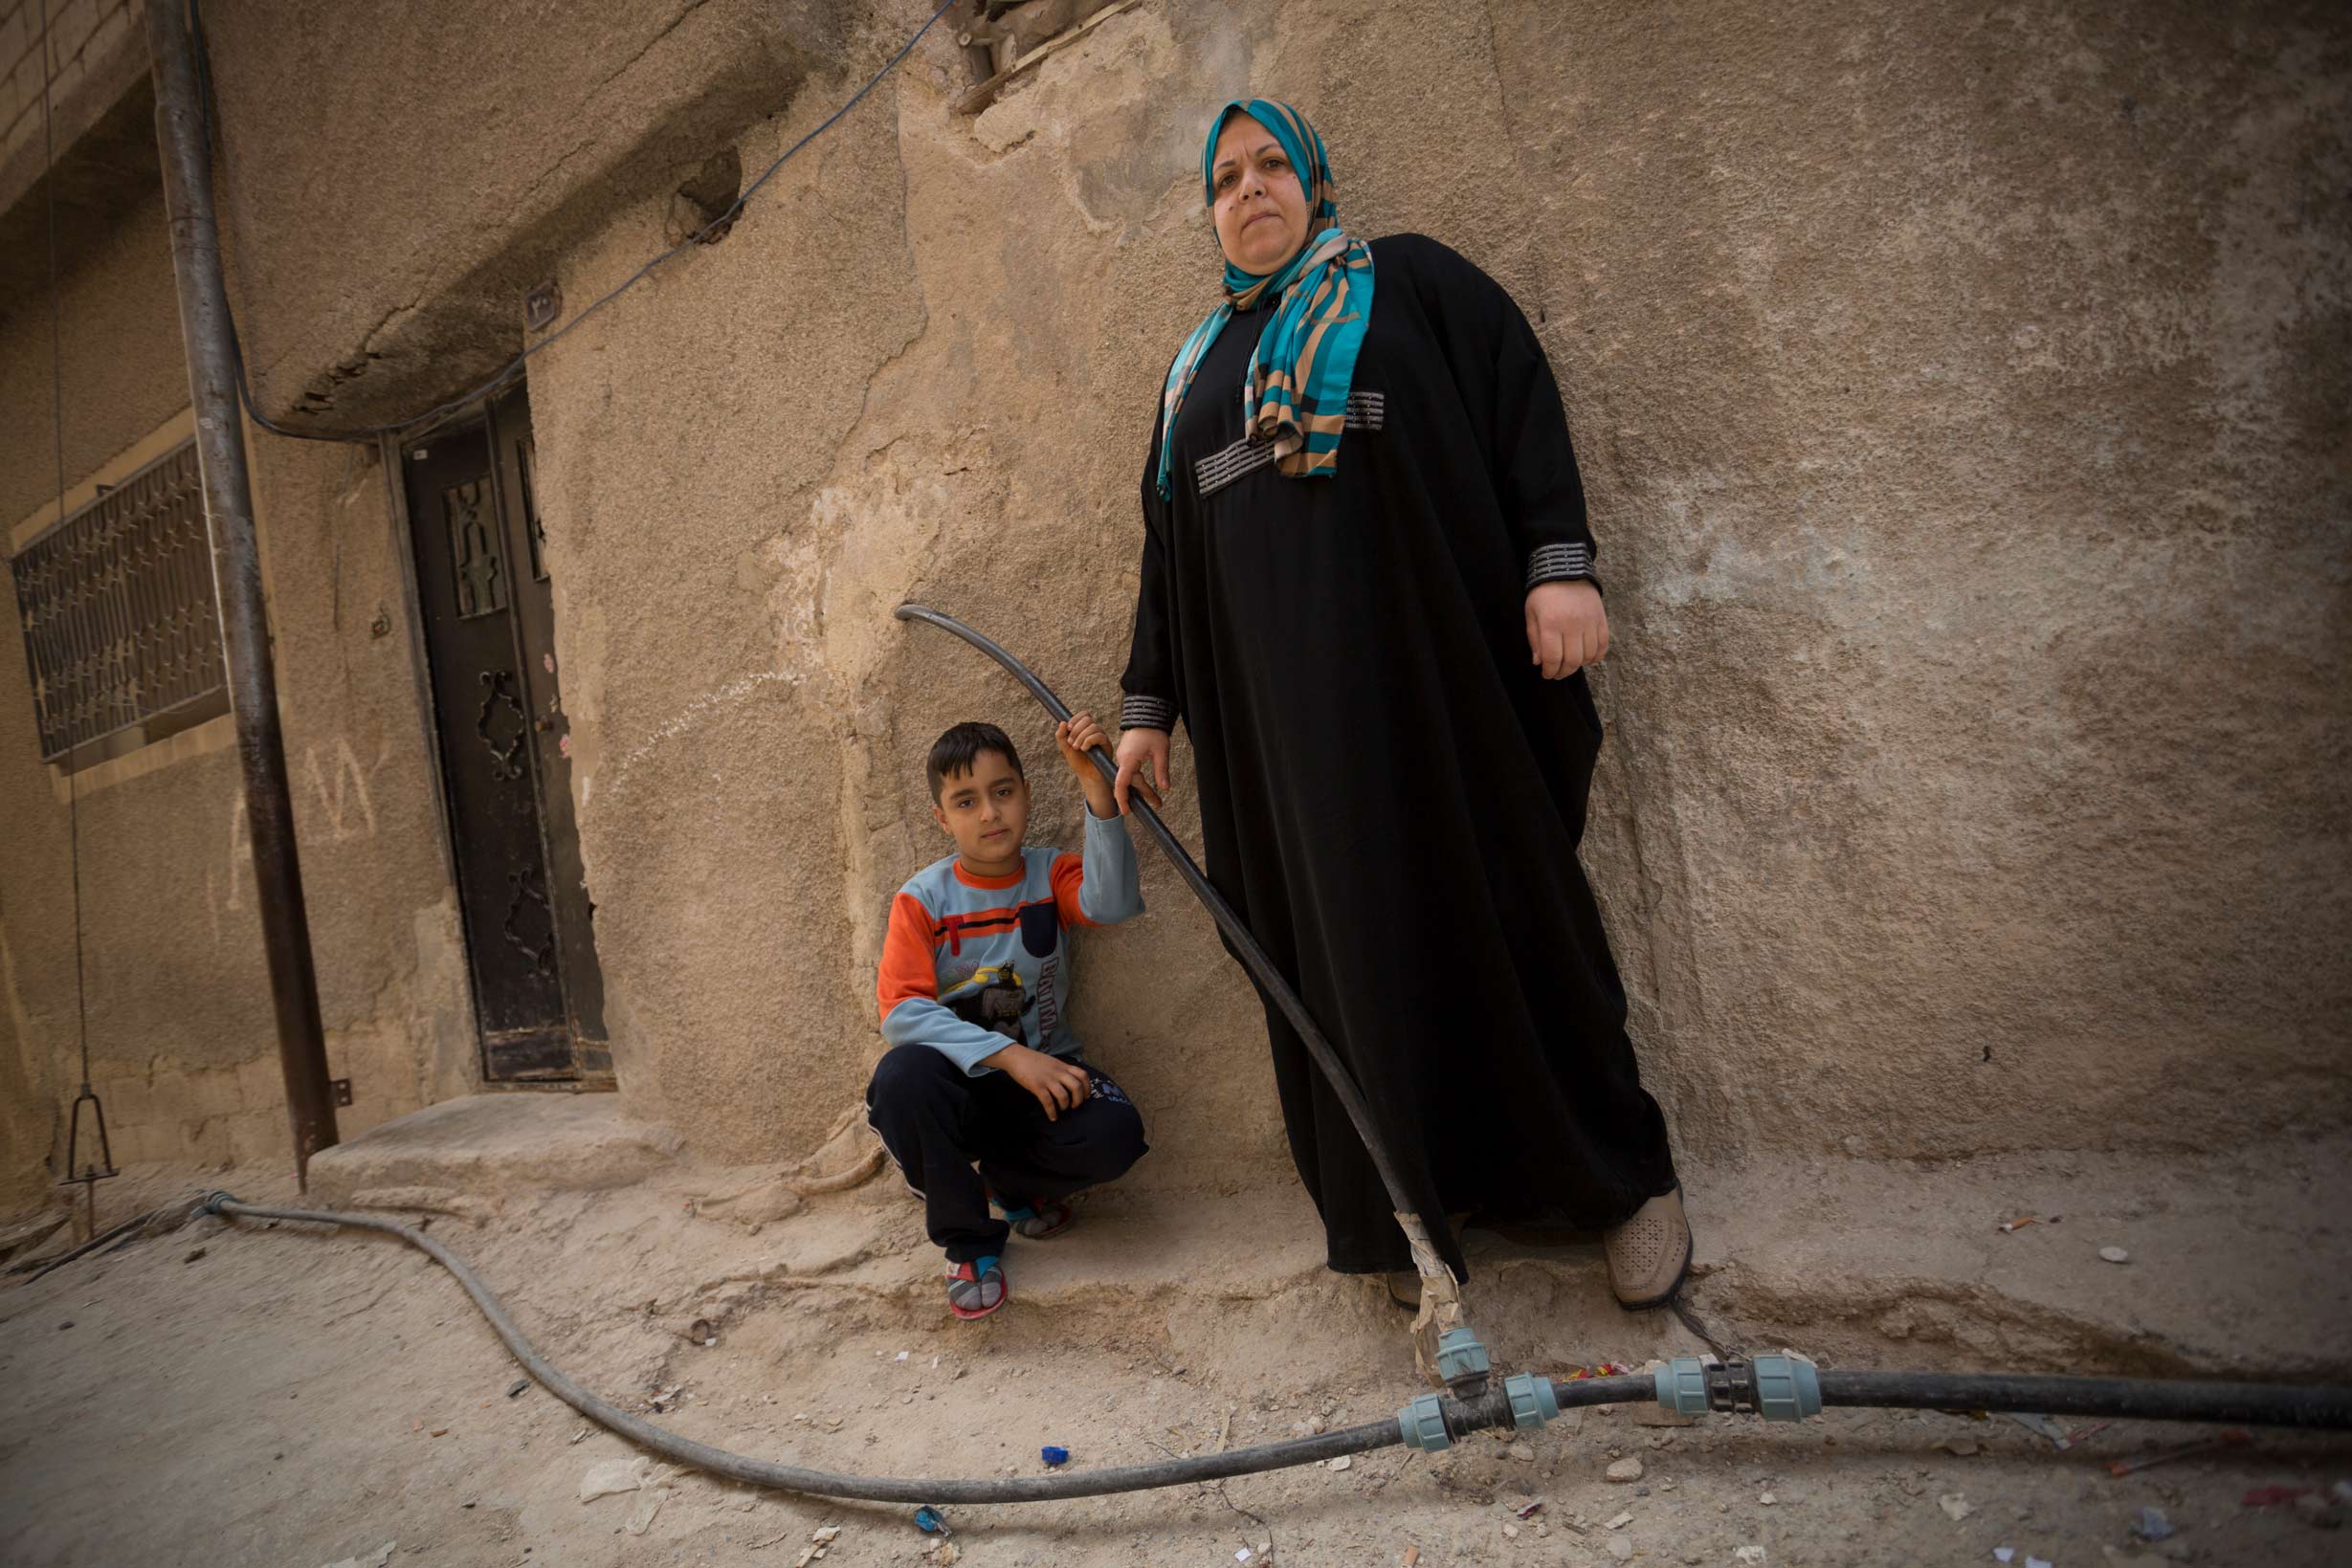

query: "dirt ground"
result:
(2, 1154), (2347, 1568)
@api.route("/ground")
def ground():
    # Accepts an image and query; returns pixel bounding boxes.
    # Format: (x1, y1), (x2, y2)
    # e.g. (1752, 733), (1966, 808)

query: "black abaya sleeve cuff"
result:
(1120, 694), (1179, 733)
(1525, 541), (1603, 595)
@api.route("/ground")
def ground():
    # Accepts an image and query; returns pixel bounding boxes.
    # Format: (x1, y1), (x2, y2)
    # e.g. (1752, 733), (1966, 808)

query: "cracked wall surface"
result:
(3, 1), (2346, 1205)
(192, 0), (855, 433)
(505, 0), (2352, 1171)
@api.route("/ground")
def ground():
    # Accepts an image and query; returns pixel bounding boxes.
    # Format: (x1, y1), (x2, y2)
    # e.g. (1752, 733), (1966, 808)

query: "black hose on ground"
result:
(11, 1209), (158, 1282)
(197, 1195), (2351, 1513)
(1818, 1371), (2352, 1431)
(205, 1197), (1486, 1502)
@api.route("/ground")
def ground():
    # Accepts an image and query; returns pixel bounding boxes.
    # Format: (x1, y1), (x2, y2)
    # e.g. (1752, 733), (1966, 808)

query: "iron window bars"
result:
(10, 440), (229, 766)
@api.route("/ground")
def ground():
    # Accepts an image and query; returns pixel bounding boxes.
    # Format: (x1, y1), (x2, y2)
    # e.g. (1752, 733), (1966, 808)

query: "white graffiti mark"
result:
(303, 737), (390, 842)
(599, 670), (801, 803)
(220, 737), (388, 912)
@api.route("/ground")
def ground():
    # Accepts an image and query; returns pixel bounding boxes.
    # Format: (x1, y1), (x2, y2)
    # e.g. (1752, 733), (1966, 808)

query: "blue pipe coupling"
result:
(1435, 1328), (1491, 1388)
(1397, 1370), (1563, 1454)
(1653, 1354), (1822, 1422)
(1752, 1354), (1822, 1422)
(1504, 1371), (1560, 1431)
(1397, 1393), (1452, 1452)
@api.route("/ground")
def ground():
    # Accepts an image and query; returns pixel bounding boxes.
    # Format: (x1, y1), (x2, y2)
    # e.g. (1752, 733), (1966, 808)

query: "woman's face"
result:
(1209, 116), (1310, 276)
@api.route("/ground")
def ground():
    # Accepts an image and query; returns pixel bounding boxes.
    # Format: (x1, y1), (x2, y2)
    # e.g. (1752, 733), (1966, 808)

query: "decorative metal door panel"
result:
(405, 391), (608, 1082)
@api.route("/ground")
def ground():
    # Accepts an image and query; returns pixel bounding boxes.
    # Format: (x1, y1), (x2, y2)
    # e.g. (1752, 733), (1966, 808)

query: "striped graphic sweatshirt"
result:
(876, 810), (1143, 1074)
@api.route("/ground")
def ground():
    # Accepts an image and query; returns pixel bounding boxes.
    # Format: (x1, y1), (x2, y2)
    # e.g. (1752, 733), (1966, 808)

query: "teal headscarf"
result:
(1154, 99), (1376, 500)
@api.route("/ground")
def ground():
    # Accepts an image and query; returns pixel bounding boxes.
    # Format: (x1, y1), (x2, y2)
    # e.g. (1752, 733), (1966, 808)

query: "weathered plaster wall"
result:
(0, 179), (183, 515)
(1472, 1), (2352, 1157)
(0, 181), (236, 1207)
(515, 23), (1287, 1169)
(0, 0), (150, 320)
(196, 0), (855, 434)
(68, 1), (2350, 1190)
(0, 0), (138, 178)
(0, 159), (473, 1207)
(240, 433), (483, 1137)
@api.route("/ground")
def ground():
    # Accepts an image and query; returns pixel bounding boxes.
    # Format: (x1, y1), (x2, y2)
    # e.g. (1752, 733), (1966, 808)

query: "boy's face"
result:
(932, 748), (1030, 870)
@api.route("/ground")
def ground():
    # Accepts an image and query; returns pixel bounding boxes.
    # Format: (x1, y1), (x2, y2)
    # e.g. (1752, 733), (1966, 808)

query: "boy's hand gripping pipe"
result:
(893, 603), (1484, 1389)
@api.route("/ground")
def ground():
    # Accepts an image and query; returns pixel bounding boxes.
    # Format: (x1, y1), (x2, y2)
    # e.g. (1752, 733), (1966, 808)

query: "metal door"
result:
(403, 390), (609, 1081)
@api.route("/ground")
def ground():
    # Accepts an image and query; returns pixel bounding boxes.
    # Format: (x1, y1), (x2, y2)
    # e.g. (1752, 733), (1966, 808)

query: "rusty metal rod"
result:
(146, 0), (338, 1185)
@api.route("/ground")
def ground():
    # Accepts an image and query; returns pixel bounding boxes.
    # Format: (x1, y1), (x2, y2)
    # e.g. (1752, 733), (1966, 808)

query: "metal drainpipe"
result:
(145, 0), (339, 1186)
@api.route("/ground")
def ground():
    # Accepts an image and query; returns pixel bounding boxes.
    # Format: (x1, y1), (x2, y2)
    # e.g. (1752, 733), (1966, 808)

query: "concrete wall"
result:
(0, 131), (473, 1211)
(9, 0), (2345, 1201)
(1482, 0), (2352, 1158)
(0, 174), (223, 1212)
(0, 0), (137, 175)
(196, 0), (854, 434)
(531, 0), (2351, 1171)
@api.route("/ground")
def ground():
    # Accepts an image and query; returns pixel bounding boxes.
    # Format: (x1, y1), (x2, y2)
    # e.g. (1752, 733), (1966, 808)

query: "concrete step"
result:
(304, 1092), (684, 1216)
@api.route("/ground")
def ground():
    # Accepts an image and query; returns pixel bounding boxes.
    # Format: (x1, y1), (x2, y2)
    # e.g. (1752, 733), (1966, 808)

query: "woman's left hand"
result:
(1524, 580), (1609, 679)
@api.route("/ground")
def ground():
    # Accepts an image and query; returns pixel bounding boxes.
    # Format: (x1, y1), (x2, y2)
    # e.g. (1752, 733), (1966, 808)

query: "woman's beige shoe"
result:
(1604, 1186), (1693, 1310)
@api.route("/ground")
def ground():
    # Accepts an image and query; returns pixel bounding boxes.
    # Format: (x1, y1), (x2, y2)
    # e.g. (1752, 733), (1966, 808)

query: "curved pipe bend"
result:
(891, 605), (1424, 1226)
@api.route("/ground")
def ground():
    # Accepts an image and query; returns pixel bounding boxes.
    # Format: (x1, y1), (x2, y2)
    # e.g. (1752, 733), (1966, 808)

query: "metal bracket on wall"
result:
(331, 1078), (354, 1108)
(59, 1086), (120, 1240)
(952, 0), (1137, 114)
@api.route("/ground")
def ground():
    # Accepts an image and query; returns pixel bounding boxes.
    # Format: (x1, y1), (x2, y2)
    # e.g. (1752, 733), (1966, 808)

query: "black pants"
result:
(865, 1044), (1148, 1264)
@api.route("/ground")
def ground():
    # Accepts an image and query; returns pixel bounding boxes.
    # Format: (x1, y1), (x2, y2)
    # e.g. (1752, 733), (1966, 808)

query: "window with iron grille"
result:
(10, 441), (230, 767)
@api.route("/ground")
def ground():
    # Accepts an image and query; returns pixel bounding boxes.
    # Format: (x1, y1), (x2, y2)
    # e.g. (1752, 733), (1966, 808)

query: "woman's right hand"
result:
(1113, 725), (1170, 817)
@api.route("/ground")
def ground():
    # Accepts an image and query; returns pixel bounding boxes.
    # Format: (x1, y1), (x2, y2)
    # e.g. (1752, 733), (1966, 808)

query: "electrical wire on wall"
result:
(186, 0), (959, 445)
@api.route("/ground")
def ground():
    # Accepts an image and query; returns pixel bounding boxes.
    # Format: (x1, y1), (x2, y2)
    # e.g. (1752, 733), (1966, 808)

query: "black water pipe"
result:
(185, 1195), (2351, 1513)
(1817, 1371), (2352, 1430)
(148, 0), (339, 1186)
(208, 1196), (1420, 1503)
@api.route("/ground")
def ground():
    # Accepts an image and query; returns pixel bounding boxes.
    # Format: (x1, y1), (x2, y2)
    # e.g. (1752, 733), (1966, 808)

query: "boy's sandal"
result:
(947, 1256), (1007, 1319)
(990, 1194), (1076, 1241)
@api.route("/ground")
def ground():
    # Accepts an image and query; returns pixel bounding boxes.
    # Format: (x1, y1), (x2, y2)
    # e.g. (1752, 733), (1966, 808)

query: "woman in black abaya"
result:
(1110, 98), (1691, 1309)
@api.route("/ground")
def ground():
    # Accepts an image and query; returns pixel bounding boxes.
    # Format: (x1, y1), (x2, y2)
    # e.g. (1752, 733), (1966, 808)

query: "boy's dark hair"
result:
(927, 720), (1024, 801)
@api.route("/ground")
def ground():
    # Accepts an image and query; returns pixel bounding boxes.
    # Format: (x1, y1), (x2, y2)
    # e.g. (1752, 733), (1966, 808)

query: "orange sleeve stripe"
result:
(877, 893), (942, 1022)
(1050, 850), (1098, 929)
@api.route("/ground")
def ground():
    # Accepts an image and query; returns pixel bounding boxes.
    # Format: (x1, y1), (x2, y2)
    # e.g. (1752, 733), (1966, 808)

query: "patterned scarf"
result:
(1154, 99), (1376, 501)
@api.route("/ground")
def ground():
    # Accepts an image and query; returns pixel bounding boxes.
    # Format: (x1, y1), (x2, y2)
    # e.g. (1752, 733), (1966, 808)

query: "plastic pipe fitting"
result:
(1750, 1354), (1822, 1422)
(1504, 1372), (1560, 1432)
(1435, 1328), (1492, 1392)
(1397, 1393), (1452, 1452)
(1653, 1355), (1822, 1423)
